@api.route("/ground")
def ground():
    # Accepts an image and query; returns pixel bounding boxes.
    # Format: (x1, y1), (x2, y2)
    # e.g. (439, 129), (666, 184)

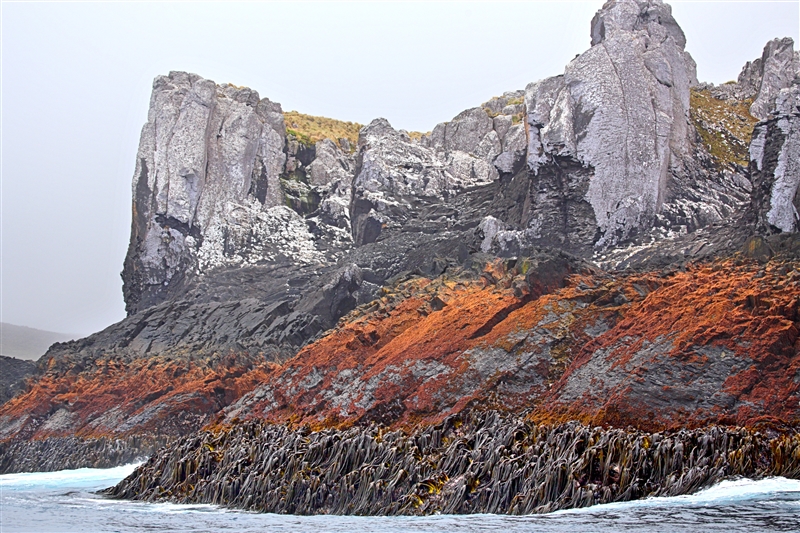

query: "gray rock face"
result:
(307, 139), (356, 244)
(122, 72), (317, 314)
(352, 119), (450, 245)
(351, 118), (503, 246)
(748, 38), (800, 120)
(442, 108), (494, 153)
(0, 356), (35, 406)
(736, 57), (765, 100)
(525, 0), (699, 248)
(751, 85), (800, 233)
(51, 260), (374, 368)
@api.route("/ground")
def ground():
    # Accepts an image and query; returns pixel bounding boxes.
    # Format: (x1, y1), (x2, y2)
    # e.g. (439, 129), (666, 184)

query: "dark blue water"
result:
(2, 464), (799, 532)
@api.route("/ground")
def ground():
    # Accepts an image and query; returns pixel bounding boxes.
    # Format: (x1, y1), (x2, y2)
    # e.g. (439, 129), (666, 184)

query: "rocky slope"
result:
(1, 0), (799, 515)
(0, 356), (36, 405)
(220, 252), (800, 432)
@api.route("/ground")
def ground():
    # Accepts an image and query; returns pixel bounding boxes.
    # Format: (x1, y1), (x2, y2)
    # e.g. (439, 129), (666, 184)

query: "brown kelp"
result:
(105, 411), (800, 515)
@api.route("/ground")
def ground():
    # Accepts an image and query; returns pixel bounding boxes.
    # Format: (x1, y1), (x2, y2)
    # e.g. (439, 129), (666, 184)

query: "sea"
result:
(1, 464), (799, 533)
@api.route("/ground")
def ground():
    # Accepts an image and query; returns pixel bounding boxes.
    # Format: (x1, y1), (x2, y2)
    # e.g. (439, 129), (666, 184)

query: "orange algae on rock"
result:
(233, 274), (533, 427)
(0, 353), (272, 442)
(3, 258), (799, 453)
(546, 260), (800, 430)
(225, 258), (800, 432)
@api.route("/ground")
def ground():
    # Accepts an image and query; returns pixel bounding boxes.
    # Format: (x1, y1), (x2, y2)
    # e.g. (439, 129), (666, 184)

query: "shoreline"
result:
(103, 410), (800, 516)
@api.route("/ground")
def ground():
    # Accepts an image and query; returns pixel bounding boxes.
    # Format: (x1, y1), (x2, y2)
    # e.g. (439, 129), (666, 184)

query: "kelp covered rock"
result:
(106, 411), (800, 515)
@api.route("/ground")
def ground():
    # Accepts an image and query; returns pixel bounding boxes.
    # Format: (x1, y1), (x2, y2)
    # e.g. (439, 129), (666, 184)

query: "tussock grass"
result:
(283, 110), (428, 148)
(284, 111), (363, 148)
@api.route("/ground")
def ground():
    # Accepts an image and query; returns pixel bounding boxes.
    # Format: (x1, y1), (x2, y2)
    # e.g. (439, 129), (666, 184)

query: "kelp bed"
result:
(105, 411), (800, 515)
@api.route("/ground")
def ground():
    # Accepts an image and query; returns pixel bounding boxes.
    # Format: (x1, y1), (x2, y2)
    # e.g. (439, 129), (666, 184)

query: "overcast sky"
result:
(1, 1), (799, 336)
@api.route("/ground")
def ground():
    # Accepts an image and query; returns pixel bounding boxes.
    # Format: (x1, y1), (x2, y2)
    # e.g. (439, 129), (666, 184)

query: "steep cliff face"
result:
(473, 0), (751, 258)
(123, 72), (291, 314)
(523, 0), (711, 250)
(2, 0), (800, 479)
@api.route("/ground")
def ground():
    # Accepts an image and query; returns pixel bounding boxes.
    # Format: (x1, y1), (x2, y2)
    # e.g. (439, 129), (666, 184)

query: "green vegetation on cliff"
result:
(690, 88), (759, 168)
(284, 111), (362, 148)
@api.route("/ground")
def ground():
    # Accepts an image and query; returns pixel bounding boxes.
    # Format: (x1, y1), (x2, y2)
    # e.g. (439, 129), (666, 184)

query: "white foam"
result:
(554, 477), (800, 515)
(0, 462), (142, 491)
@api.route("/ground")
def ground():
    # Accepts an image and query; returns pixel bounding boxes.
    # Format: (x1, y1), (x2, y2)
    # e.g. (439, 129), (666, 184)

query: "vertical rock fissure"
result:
(601, 41), (632, 193)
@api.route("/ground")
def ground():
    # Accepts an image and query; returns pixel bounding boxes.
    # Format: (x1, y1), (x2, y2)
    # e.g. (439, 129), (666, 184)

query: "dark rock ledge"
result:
(104, 411), (800, 515)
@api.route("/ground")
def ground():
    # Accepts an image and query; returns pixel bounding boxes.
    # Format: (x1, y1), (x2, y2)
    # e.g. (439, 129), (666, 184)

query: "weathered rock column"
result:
(750, 85), (800, 233)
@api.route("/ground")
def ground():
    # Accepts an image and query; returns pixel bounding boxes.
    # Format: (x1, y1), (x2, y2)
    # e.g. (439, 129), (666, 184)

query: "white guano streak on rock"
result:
(750, 127), (767, 172)
(766, 115), (800, 232)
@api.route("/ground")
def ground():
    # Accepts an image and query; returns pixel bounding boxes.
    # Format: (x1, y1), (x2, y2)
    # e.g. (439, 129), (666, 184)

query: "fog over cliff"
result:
(2, 1), (798, 335)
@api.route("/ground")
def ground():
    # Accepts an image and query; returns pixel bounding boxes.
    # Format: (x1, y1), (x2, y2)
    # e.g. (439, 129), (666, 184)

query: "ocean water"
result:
(2, 464), (799, 533)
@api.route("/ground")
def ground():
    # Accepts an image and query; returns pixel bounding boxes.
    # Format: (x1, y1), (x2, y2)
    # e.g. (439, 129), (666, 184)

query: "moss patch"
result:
(280, 177), (320, 215)
(689, 88), (758, 168)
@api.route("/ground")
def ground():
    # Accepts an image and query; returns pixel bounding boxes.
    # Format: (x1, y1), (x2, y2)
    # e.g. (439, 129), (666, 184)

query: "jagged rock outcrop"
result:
(745, 38), (800, 120)
(751, 85), (800, 233)
(350, 89), (538, 247)
(524, 0), (700, 248)
(711, 37), (799, 117)
(445, 0), (752, 261)
(121, 74), (361, 316)
(122, 72), (297, 314)
(351, 119), (456, 246)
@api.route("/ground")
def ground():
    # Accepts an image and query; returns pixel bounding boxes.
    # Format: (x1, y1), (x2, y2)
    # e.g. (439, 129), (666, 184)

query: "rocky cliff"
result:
(2, 0), (800, 514)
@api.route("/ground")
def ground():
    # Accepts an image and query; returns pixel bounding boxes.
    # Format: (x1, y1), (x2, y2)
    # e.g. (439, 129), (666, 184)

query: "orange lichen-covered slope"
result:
(0, 353), (271, 442)
(545, 260), (800, 430)
(4, 257), (799, 445)
(223, 257), (580, 427)
(227, 258), (800, 431)
(226, 272), (546, 427)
